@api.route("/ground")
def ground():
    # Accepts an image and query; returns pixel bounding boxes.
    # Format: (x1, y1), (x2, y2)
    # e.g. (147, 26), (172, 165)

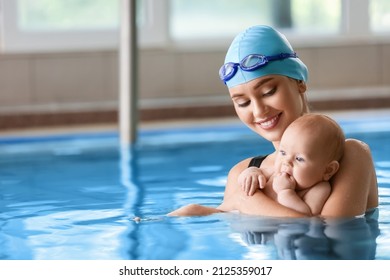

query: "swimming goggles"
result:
(219, 52), (298, 83)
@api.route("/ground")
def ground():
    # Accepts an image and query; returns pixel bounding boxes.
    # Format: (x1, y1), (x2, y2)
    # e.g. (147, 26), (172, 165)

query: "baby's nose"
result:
(282, 158), (292, 166)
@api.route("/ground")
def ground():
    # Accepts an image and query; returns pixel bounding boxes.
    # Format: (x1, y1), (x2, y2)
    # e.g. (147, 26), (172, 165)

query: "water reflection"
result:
(120, 146), (189, 260)
(229, 209), (379, 260)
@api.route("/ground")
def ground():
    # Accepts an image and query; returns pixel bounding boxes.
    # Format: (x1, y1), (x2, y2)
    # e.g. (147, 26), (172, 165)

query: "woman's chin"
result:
(255, 129), (283, 143)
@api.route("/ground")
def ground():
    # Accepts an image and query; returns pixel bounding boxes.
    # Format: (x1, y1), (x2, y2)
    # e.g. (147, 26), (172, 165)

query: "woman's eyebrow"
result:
(253, 77), (274, 90)
(230, 77), (275, 98)
(230, 93), (245, 98)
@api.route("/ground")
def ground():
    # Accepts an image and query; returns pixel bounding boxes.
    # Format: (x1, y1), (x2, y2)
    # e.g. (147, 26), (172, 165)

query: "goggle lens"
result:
(241, 55), (267, 70)
(219, 62), (238, 82)
(219, 52), (297, 83)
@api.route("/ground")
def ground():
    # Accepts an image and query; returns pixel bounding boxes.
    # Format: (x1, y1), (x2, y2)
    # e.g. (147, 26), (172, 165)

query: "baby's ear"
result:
(323, 161), (340, 181)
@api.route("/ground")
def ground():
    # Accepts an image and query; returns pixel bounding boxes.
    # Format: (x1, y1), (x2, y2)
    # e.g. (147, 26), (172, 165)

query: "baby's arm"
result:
(273, 173), (312, 215)
(301, 181), (331, 216)
(238, 167), (267, 196)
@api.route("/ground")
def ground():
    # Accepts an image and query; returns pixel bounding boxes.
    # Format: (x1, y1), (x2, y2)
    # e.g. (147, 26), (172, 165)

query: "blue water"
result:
(0, 116), (390, 260)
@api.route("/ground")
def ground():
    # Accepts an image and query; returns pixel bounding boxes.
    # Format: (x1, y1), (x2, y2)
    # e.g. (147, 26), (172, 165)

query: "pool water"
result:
(0, 116), (390, 260)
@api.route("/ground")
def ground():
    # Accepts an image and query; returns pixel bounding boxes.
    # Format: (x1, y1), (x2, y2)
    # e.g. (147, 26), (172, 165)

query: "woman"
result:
(168, 25), (378, 218)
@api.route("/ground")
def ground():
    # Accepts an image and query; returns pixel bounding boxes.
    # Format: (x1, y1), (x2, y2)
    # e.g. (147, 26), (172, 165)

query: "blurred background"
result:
(0, 0), (390, 130)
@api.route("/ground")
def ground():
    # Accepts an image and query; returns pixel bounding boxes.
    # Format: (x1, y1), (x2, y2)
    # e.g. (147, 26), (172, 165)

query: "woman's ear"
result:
(323, 161), (340, 181)
(297, 80), (307, 94)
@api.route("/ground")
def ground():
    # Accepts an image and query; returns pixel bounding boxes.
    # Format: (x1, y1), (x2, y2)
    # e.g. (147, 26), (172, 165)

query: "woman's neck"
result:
(272, 141), (280, 150)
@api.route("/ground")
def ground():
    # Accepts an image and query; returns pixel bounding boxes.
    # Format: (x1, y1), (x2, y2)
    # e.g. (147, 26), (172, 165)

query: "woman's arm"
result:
(218, 158), (306, 218)
(321, 139), (378, 217)
(167, 204), (223, 216)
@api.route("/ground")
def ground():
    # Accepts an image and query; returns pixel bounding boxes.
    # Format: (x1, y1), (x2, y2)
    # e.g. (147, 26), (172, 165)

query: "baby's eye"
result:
(279, 150), (286, 156)
(295, 156), (305, 162)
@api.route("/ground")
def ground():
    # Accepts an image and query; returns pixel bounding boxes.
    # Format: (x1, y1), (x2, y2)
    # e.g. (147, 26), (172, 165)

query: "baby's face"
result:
(274, 124), (331, 189)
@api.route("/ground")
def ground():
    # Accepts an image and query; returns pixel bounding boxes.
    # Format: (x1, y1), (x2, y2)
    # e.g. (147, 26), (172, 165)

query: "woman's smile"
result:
(255, 112), (282, 130)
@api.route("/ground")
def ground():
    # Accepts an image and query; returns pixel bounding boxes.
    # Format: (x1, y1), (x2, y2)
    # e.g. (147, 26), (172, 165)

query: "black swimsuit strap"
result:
(248, 155), (268, 168)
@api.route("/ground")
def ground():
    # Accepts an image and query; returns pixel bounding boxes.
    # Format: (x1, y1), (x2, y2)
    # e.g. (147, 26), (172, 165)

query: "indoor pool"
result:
(0, 115), (390, 260)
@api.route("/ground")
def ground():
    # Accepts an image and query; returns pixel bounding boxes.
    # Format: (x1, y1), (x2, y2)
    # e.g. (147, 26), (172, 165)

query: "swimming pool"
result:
(0, 114), (390, 260)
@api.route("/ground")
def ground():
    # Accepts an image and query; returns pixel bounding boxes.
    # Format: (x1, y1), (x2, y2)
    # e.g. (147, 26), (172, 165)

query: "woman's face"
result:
(228, 75), (307, 145)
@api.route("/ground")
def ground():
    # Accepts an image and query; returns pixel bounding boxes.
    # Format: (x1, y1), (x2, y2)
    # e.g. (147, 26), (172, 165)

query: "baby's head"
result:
(276, 114), (345, 188)
(285, 114), (345, 163)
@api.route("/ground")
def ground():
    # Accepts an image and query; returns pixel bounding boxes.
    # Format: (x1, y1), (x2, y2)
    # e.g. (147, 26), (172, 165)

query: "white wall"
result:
(1, 41), (390, 117)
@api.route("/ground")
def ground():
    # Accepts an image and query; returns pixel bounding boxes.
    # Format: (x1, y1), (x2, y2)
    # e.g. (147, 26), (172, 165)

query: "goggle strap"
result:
(267, 52), (297, 62)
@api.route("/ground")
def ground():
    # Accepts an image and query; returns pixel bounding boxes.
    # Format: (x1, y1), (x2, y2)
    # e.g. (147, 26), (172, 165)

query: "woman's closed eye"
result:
(263, 87), (277, 97)
(236, 100), (250, 107)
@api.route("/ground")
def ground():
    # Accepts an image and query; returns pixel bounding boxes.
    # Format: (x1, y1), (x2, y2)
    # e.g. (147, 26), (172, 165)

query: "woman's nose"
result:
(252, 99), (268, 118)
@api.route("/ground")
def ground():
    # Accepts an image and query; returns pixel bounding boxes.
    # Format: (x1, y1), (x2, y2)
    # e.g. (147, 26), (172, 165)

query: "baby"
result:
(238, 114), (345, 216)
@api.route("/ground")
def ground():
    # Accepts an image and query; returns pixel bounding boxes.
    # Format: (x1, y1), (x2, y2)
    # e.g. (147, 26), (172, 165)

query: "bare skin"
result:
(215, 138), (378, 218)
(239, 114), (346, 216)
(168, 75), (378, 218)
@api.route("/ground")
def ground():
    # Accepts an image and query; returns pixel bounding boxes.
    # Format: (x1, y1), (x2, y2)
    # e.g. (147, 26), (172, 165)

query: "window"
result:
(18, 0), (119, 31)
(0, 0), (389, 53)
(0, 0), (168, 52)
(371, 0), (390, 32)
(170, 0), (341, 40)
(0, 0), (120, 52)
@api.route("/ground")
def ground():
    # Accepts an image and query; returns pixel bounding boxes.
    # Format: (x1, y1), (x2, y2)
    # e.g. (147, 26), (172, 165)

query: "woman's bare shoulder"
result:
(229, 157), (253, 175)
(345, 138), (371, 152)
(229, 154), (273, 173)
(342, 138), (374, 168)
(339, 138), (374, 176)
(321, 137), (377, 217)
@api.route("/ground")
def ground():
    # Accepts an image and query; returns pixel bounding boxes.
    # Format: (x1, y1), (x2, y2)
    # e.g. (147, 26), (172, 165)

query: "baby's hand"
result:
(272, 172), (296, 193)
(238, 167), (266, 196)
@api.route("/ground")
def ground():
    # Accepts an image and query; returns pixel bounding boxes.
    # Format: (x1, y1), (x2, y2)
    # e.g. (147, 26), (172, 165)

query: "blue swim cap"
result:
(223, 25), (308, 88)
